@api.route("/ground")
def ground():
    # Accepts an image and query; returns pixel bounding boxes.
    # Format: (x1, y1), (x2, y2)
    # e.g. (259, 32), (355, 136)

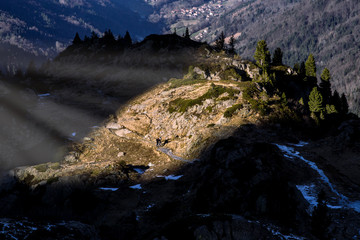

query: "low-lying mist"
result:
(0, 40), (198, 174)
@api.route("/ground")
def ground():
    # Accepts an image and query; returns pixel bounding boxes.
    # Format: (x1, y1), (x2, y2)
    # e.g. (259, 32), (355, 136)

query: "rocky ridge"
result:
(12, 55), (263, 186)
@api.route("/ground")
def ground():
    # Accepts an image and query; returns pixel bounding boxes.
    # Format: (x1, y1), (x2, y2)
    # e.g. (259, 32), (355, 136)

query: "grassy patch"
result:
(34, 164), (48, 172)
(219, 67), (243, 81)
(50, 162), (61, 170)
(168, 84), (240, 113)
(168, 78), (206, 89)
(224, 104), (243, 118)
(206, 106), (213, 112)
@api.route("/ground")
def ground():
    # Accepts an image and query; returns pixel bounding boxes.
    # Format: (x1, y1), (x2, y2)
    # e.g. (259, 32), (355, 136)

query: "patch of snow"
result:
(38, 93), (51, 97)
(196, 214), (211, 218)
(165, 175), (183, 180)
(129, 184), (142, 190)
(347, 201), (360, 213)
(148, 163), (155, 167)
(134, 168), (146, 174)
(277, 143), (360, 213)
(288, 141), (309, 147)
(71, 132), (76, 137)
(275, 144), (346, 201)
(267, 226), (306, 240)
(146, 204), (155, 211)
(296, 184), (318, 211)
(327, 204), (343, 209)
(156, 175), (183, 181)
(99, 187), (118, 192)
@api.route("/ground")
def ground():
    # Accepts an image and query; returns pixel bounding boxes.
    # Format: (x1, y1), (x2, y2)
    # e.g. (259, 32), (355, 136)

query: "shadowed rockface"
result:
(1, 122), (360, 239)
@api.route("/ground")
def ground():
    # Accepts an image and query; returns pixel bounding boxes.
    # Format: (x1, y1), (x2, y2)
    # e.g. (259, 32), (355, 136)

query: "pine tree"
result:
(103, 29), (116, 45)
(229, 35), (235, 54)
(305, 54), (316, 77)
(272, 47), (283, 65)
(340, 93), (349, 114)
(215, 31), (225, 51)
(308, 87), (324, 113)
(320, 68), (331, 103)
(299, 61), (306, 78)
(72, 32), (82, 45)
(331, 90), (341, 111)
(184, 27), (190, 39)
(254, 40), (271, 72)
(293, 63), (300, 73)
(90, 31), (99, 44)
(124, 31), (132, 46)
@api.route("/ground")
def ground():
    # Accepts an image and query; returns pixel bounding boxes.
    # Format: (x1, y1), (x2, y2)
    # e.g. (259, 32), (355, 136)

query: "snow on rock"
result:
(129, 184), (142, 189)
(288, 141), (308, 147)
(99, 187), (118, 191)
(296, 184), (318, 211)
(275, 143), (346, 201)
(165, 175), (183, 180)
(134, 168), (146, 174)
(156, 175), (183, 180)
(276, 142), (360, 213)
(38, 93), (51, 97)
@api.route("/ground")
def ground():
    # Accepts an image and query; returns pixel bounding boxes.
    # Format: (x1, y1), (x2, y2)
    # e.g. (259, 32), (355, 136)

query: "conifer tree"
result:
(124, 31), (132, 46)
(293, 63), (300, 73)
(340, 93), (349, 114)
(90, 31), (99, 44)
(83, 35), (90, 43)
(320, 68), (331, 103)
(272, 47), (283, 65)
(229, 35), (235, 54)
(305, 54), (316, 77)
(72, 32), (82, 45)
(254, 40), (271, 72)
(331, 90), (341, 111)
(299, 61), (306, 78)
(103, 29), (116, 45)
(184, 27), (190, 39)
(308, 87), (324, 113)
(215, 31), (225, 51)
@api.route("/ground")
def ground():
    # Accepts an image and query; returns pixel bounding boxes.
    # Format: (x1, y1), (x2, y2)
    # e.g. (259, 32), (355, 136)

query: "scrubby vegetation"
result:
(224, 104), (243, 118)
(168, 83), (239, 113)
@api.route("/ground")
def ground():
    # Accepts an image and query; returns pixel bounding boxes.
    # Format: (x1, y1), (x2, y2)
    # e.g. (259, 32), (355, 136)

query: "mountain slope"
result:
(1, 37), (360, 238)
(149, 0), (360, 115)
(0, 0), (163, 68)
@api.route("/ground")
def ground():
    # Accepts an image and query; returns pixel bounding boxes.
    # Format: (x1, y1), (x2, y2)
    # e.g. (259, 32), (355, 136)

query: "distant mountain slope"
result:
(151, 0), (360, 115)
(0, 0), (163, 68)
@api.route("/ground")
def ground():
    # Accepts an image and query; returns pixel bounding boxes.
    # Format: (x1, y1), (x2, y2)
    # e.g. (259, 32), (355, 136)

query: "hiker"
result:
(156, 137), (162, 147)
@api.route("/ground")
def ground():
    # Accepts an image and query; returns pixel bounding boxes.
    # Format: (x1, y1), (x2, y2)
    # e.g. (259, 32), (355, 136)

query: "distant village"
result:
(145, 0), (227, 20)
(170, 0), (225, 20)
